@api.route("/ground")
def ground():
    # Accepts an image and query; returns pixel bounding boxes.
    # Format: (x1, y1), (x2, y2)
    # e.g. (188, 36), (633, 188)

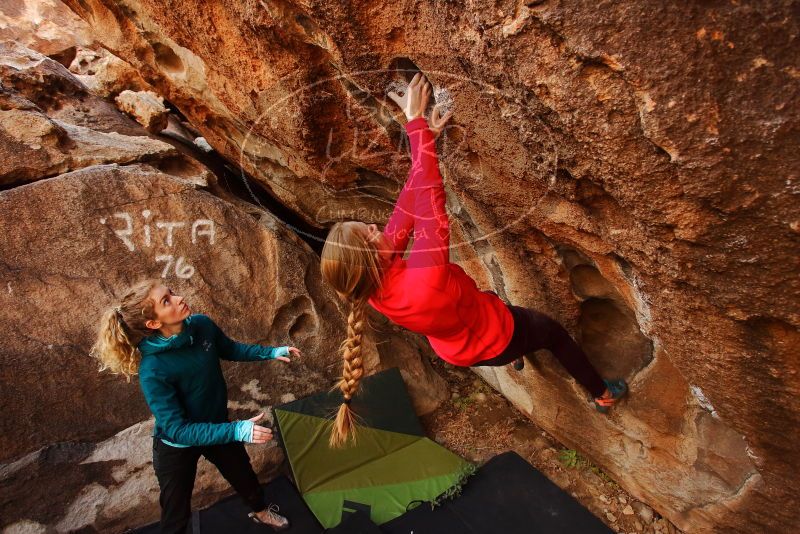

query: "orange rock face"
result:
(0, 0), (95, 57)
(20, 1), (800, 532)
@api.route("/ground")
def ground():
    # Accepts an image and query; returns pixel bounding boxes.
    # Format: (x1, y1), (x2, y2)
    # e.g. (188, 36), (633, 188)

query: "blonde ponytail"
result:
(90, 279), (160, 381)
(329, 299), (368, 447)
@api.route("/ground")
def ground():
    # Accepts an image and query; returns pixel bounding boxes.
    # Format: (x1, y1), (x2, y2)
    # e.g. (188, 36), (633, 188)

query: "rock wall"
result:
(0, 42), (447, 532)
(54, 2), (800, 532)
(4, 0), (800, 532)
(0, 0), (95, 59)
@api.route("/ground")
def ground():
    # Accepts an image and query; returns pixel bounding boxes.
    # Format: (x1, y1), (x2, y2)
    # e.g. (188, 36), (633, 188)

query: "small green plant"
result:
(597, 469), (620, 489)
(452, 395), (474, 411)
(558, 448), (581, 469)
(474, 381), (491, 394)
(559, 449), (621, 489)
(430, 463), (477, 508)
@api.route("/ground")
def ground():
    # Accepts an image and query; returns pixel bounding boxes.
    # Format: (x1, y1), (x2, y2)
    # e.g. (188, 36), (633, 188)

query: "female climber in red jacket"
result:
(321, 73), (627, 446)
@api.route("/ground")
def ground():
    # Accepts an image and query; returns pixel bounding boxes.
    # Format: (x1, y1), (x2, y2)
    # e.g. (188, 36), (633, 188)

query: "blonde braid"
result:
(320, 221), (386, 447)
(329, 298), (367, 448)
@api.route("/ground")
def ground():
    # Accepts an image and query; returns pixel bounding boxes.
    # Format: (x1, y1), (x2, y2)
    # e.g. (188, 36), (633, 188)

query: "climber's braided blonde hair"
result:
(90, 279), (161, 381)
(321, 222), (385, 447)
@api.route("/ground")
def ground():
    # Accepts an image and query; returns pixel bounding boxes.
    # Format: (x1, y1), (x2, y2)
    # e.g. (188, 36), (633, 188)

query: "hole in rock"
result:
(152, 154), (207, 180)
(555, 167), (575, 182)
(152, 43), (184, 73)
(294, 13), (317, 35)
(611, 253), (633, 278)
(386, 57), (439, 118)
(569, 264), (617, 300)
(556, 245), (592, 270)
(48, 46), (77, 69)
(387, 57), (421, 83)
(270, 296), (313, 340)
(558, 246), (654, 380)
(289, 312), (316, 341)
(578, 297), (652, 380)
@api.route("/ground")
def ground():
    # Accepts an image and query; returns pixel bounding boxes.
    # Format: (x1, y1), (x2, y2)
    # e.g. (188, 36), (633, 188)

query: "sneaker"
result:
(249, 503), (290, 531)
(593, 379), (628, 413)
(512, 357), (525, 371)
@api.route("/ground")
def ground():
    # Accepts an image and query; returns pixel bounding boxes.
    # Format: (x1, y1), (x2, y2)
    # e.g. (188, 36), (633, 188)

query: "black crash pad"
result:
(379, 451), (613, 534)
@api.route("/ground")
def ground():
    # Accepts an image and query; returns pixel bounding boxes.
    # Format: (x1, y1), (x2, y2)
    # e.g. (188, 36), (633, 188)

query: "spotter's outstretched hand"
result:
(247, 412), (273, 444)
(275, 346), (301, 363)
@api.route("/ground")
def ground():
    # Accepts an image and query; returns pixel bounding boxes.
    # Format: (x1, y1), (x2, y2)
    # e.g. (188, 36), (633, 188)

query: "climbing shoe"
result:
(512, 357), (525, 371)
(249, 504), (290, 531)
(593, 379), (628, 413)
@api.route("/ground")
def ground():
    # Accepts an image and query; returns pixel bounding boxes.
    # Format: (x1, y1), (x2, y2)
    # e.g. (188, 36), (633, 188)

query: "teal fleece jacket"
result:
(137, 314), (288, 446)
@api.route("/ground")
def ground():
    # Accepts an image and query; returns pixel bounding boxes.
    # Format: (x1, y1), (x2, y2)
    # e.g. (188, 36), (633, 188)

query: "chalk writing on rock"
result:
(99, 210), (216, 279)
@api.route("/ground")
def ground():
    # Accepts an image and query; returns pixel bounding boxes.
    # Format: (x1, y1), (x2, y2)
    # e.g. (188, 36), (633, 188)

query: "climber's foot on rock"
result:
(593, 379), (627, 413)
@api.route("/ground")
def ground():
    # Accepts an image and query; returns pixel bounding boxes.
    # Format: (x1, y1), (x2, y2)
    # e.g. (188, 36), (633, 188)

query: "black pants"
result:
(473, 305), (607, 398)
(152, 438), (266, 534)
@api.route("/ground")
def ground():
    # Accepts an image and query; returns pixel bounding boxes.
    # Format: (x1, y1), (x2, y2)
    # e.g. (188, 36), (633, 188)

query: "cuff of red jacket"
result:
(404, 116), (429, 134)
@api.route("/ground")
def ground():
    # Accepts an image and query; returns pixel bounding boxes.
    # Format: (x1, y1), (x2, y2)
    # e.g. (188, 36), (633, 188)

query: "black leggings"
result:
(152, 438), (265, 534)
(474, 305), (607, 398)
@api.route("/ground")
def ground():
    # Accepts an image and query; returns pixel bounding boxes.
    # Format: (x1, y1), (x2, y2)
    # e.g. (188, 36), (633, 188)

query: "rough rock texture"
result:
(0, 41), (150, 136)
(69, 46), (153, 98)
(0, 162), (334, 532)
(58, 1), (799, 532)
(0, 44), (447, 532)
(0, 421), (282, 533)
(0, 0), (95, 59)
(0, 42), (191, 186)
(115, 89), (169, 133)
(0, 0), (151, 97)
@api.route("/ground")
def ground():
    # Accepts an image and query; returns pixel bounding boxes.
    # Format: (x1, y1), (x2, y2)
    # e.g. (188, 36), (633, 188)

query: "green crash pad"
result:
(273, 368), (473, 529)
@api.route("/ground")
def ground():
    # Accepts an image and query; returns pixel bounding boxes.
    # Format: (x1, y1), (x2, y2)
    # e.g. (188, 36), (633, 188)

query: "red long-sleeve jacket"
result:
(368, 117), (514, 366)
